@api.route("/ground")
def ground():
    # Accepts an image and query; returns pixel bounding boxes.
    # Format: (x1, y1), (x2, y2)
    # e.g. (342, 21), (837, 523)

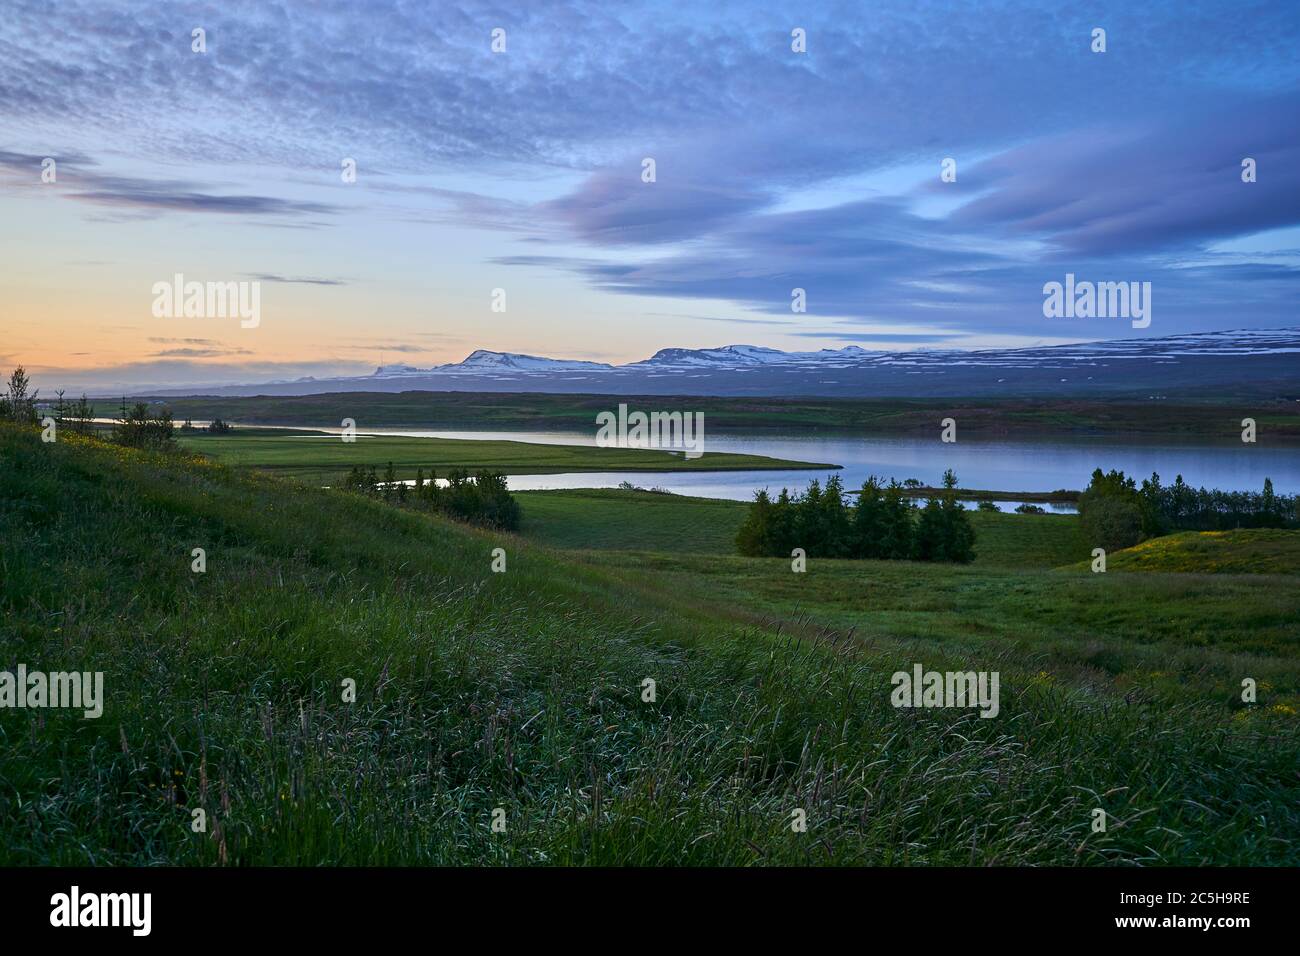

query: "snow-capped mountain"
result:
(368, 343), (877, 378)
(627, 344), (878, 368)
(629, 345), (800, 368)
(379, 328), (1300, 380)
(149, 328), (1300, 399)
(452, 350), (614, 372)
(369, 350), (613, 377)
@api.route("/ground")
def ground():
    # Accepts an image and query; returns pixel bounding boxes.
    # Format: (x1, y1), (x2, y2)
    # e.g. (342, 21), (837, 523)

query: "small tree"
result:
(2, 366), (38, 424)
(820, 475), (853, 557)
(878, 481), (915, 559)
(736, 489), (775, 556)
(939, 495), (976, 562)
(912, 497), (945, 561)
(69, 394), (95, 435)
(852, 477), (886, 558)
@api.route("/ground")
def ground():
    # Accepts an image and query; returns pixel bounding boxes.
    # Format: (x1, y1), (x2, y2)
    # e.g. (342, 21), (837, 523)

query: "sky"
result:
(1, 0), (1298, 393)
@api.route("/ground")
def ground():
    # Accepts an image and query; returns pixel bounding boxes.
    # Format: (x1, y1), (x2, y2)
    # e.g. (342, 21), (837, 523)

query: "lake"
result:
(323, 427), (1300, 508)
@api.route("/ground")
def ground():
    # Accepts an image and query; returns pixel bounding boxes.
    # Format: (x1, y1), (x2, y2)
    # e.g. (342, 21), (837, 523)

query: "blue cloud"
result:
(2, 0), (1299, 344)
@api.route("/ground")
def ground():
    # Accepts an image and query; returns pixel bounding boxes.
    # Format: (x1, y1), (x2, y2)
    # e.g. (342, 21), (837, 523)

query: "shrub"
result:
(1080, 494), (1143, 551)
(111, 401), (176, 451)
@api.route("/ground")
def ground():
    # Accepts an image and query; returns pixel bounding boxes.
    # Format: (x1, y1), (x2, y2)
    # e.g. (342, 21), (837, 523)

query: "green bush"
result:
(1079, 494), (1143, 551)
(111, 401), (177, 451)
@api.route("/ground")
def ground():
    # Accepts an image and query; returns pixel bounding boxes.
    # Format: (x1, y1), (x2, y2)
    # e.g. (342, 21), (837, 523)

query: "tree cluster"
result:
(1079, 468), (1297, 551)
(736, 470), (975, 563)
(341, 463), (521, 531)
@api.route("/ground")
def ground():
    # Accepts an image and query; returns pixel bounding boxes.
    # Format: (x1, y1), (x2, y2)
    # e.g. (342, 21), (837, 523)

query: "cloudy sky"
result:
(2, 0), (1298, 392)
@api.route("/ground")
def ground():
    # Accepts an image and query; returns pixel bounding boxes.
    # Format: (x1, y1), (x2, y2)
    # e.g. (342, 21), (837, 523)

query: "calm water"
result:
(328, 427), (1300, 508)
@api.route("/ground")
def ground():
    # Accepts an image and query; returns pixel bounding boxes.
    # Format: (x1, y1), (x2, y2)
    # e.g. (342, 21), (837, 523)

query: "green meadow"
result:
(517, 489), (1300, 703)
(1, 424), (1297, 865)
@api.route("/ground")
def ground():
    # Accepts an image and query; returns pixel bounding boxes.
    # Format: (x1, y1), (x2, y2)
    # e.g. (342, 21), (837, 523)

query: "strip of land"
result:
(176, 430), (836, 482)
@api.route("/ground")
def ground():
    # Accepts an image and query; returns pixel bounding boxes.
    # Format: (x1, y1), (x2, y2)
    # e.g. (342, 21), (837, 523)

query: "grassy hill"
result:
(1087, 529), (1300, 575)
(1, 423), (1296, 865)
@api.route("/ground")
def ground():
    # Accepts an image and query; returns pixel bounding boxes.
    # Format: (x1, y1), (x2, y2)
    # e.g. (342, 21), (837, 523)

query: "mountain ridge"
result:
(368, 329), (1299, 379)
(131, 328), (1300, 400)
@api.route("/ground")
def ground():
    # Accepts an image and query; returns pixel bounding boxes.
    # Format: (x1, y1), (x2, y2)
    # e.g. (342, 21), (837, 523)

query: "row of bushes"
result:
(1080, 468), (1297, 551)
(181, 417), (234, 434)
(340, 464), (521, 531)
(736, 471), (975, 563)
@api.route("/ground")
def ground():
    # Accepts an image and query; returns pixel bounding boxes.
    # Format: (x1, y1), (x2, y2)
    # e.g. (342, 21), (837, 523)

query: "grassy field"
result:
(518, 488), (1300, 702)
(176, 430), (833, 482)
(147, 391), (1300, 440)
(2, 424), (1297, 865)
(518, 489), (752, 554)
(516, 488), (1087, 568)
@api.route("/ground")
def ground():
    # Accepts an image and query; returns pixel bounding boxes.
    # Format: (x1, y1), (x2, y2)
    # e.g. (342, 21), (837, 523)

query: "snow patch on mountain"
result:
(362, 329), (1300, 380)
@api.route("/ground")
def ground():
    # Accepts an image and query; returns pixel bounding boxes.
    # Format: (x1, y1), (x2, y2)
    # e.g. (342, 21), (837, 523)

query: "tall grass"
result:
(1, 424), (1295, 865)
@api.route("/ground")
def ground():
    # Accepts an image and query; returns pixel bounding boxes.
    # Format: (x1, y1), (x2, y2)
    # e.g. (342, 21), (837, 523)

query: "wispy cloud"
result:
(3, 0), (1299, 382)
(245, 273), (347, 285)
(151, 346), (253, 358)
(70, 176), (339, 218)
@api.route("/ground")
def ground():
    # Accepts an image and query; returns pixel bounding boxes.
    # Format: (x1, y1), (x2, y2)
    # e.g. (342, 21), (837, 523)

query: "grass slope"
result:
(177, 431), (832, 483)
(1091, 529), (1300, 575)
(1, 424), (1296, 865)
